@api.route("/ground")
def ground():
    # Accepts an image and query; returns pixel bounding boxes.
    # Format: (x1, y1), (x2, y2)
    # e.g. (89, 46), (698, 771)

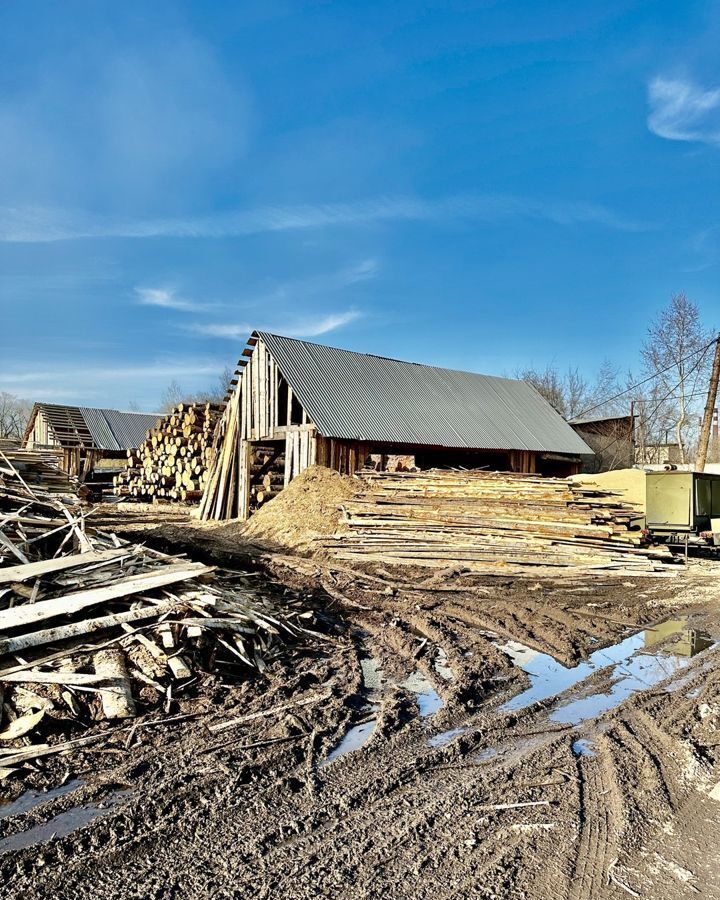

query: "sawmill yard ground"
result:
(3, 505), (720, 899)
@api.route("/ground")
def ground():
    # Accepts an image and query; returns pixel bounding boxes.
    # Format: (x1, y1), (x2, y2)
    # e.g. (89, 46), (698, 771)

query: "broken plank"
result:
(0, 598), (180, 657)
(208, 690), (332, 733)
(94, 649), (136, 719)
(0, 563), (214, 632)
(0, 547), (135, 585)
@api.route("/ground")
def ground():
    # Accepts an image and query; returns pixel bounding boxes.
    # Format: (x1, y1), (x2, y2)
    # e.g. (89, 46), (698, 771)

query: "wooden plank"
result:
(95, 649), (136, 719)
(0, 598), (178, 657)
(0, 548), (133, 586)
(0, 563), (213, 632)
(284, 433), (293, 487)
(240, 440), (251, 520)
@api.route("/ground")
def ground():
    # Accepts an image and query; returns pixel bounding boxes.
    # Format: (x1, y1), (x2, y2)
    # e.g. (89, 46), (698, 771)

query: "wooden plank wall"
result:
(233, 338), (322, 513)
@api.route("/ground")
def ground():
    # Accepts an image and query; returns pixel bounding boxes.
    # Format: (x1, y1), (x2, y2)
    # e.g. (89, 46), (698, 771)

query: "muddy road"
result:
(1, 533), (719, 900)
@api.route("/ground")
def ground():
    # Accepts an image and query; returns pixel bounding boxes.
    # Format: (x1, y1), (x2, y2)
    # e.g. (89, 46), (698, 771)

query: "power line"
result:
(586, 347), (713, 462)
(570, 335), (718, 422)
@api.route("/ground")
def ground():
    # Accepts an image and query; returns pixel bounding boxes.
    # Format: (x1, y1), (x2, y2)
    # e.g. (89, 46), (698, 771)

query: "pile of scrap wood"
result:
(113, 402), (221, 502)
(319, 469), (678, 576)
(0, 455), (317, 779)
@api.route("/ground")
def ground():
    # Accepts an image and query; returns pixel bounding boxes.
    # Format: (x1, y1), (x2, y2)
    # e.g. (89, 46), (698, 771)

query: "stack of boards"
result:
(320, 469), (677, 577)
(113, 402), (221, 502)
(0, 446), (74, 495)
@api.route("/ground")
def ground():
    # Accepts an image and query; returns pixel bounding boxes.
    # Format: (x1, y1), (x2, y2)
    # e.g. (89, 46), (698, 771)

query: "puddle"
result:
(427, 727), (467, 749)
(0, 780), (83, 821)
(323, 653), (446, 765)
(321, 717), (377, 766)
(402, 672), (444, 717)
(0, 790), (130, 855)
(572, 739), (596, 758)
(475, 747), (498, 762)
(433, 649), (455, 683)
(498, 618), (716, 727)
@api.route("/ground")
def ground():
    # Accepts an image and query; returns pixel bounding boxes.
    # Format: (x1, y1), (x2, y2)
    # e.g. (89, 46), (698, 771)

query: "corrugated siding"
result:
(256, 332), (592, 455)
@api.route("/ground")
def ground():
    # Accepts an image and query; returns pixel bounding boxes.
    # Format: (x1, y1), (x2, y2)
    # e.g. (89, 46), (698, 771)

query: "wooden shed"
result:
(23, 403), (160, 484)
(200, 332), (593, 520)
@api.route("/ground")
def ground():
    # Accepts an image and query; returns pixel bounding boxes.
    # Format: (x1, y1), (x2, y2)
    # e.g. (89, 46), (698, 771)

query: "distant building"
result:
(635, 441), (682, 466)
(569, 414), (635, 473)
(24, 402), (160, 480)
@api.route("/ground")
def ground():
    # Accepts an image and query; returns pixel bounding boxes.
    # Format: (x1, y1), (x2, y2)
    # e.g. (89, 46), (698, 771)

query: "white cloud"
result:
(647, 76), (720, 146)
(189, 309), (362, 341)
(0, 193), (647, 244)
(135, 286), (202, 311)
(0, 359), (228, 410)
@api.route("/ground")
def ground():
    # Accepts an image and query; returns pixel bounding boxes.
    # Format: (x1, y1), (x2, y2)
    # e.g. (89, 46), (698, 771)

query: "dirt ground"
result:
(2, 517), (719, 900)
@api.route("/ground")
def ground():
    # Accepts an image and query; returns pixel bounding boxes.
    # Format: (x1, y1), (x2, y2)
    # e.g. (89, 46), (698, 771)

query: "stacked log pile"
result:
(320, 469), (677, 577)
(113, 402), (221, 502)
(0, 454), (318, 781)
(249, 443), (285, 512)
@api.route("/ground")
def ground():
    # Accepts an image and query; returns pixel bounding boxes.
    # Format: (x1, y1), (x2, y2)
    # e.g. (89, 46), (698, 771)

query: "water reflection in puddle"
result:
(433, 649), (455, 683)
(0, 790), (130, 855)
(321, 718), (378, 767)
(572, 739), (596, 758)
(323, 655), (446, 765)
(427, 727), (467, 749)
(497, 618), (715, 726)
(0, 780), (83, 821)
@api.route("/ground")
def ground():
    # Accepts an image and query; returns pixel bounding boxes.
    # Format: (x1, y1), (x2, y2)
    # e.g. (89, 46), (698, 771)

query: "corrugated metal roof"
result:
(256, 332), (593, 455)
(28, 403), (159, 450)
(95, 409), (160, 450)
(569, 414), (634, 426)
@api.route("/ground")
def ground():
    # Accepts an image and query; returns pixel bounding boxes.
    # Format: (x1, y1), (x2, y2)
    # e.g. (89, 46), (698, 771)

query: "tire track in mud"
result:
(2, 560), (718, 900)
(570, 736), (621, 900)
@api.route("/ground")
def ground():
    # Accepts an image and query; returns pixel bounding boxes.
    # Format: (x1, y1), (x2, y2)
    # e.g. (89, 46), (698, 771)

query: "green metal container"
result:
(646, 471), (720, 539)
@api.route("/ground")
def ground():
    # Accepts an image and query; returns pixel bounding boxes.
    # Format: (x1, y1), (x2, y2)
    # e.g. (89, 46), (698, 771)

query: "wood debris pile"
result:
(320, 469), (678, 576)
(113, 402), (221, 502)
(0, 455), (316, 780)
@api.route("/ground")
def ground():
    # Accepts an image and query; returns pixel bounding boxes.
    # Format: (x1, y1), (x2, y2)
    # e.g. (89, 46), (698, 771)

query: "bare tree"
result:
(160, 380), (186, 412)
(159, 367), (233, 412)
(641, 294), (712, 464)
(517, 361), (622, 420)
(0, 392), (32, 440)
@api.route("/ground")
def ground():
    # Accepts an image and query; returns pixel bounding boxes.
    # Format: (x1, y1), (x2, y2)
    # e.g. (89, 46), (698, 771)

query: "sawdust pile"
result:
(570, 468), (646, 511)
(242, 465), (357, 553)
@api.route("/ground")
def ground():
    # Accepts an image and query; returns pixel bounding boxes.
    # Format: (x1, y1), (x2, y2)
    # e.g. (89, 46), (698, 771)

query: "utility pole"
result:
(696, 334), (720, 472)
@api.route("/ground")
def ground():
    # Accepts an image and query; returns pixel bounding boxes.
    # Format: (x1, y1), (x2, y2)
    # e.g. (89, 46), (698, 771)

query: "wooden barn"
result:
(200, 332), (593, 520)
(23, 403), (161, 484)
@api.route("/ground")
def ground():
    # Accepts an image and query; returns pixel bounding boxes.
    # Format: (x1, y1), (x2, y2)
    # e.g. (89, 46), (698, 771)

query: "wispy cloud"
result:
(647, 76), (720, 146)
(0, 359), (228, 409)
(189, 309), (362, 341)
(134, 286), (202, 311)
(0, 193), (648, 244)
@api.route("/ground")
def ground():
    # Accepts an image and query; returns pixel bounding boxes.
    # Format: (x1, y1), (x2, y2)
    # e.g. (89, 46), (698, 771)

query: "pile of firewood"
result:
(320, 469), (678, 577)
(0, 454), (318, 780)
(113, 402), (221, 502)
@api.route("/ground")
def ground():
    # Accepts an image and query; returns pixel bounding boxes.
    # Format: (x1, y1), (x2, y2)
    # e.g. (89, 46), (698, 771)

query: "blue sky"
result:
(1, 1), (719, 411)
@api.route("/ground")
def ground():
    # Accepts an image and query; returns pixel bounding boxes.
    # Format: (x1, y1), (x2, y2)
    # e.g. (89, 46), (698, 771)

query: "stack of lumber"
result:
(320, 469), (678, 577)
(113, 402), (220, 502)
(199, 386), (243, 520)
(0, 445), (74, 495)
(0, 454), (317, 780)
